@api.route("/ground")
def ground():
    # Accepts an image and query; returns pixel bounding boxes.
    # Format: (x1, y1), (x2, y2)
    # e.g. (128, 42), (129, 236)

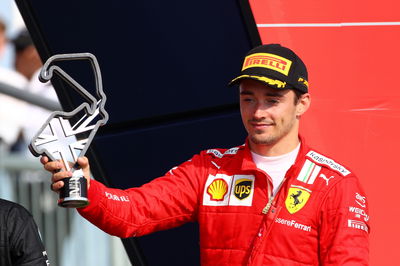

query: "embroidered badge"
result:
(285, 185), (311, 214)
(297, 159), (321, 184)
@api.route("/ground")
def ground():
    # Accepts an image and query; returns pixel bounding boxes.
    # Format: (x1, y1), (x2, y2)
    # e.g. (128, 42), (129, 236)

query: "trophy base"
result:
(58, 170), (89, 208)
(58, 196), (89, 208)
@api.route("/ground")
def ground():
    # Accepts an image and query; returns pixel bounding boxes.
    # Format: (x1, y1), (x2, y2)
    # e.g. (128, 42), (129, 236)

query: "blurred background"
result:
(0, 1), (131, 265)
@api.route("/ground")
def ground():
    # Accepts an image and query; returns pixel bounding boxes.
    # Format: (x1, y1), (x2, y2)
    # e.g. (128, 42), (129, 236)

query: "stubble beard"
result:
(249, 132), (278, 146)
(248, 118), (296, 147)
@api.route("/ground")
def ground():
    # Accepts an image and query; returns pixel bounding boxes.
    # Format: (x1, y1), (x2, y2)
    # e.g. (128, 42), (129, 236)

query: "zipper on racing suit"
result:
(247, 175), (288, 265)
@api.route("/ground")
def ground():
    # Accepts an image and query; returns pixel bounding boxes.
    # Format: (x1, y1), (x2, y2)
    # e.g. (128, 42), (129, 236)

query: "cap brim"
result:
(228, 74), (289, 90)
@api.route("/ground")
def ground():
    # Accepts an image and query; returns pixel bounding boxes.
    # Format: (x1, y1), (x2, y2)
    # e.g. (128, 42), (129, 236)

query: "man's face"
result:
(239, 79), (309, 153)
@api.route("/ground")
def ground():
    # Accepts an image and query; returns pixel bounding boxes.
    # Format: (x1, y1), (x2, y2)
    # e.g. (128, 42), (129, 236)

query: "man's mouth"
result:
(249, 120), (274, 129)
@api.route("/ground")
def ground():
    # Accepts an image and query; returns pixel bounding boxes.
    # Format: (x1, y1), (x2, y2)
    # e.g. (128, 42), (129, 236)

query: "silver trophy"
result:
(29, 53), (109, 208)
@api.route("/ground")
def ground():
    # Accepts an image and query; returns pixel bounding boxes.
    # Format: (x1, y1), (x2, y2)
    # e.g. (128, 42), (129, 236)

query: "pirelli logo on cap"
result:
(242, 53), (292, 76)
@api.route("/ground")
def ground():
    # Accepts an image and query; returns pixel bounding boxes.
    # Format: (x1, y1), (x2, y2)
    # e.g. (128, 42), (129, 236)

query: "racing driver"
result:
(41, 44), (370, 265)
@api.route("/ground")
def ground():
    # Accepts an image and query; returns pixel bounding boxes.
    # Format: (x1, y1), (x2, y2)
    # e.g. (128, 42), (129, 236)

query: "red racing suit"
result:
(78, 136), (370, 265)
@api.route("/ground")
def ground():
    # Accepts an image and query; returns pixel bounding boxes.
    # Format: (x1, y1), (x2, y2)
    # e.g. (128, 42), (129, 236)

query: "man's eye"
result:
(242, 98), (254, 102)
(267, 99), (279, 104)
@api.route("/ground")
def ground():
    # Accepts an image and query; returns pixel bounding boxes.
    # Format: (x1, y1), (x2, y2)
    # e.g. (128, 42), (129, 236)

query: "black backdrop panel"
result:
(16, 0), (260, 265)
(16, 0), (259, 125)
(94, 112), (247, 189)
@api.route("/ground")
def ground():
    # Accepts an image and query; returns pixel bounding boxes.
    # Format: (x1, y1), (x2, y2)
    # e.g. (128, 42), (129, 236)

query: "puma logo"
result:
(319, 174), (334, 186)
(211, 161), (221, 169)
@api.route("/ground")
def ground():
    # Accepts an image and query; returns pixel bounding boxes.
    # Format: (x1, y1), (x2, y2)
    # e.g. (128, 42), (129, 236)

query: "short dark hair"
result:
(12, 29), (33, 52)
(293, 89), (305, 104)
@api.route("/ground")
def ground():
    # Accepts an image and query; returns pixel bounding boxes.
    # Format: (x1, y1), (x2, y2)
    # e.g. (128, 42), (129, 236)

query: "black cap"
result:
(12, 29), (33, 52)
(229, 44), (309, 93)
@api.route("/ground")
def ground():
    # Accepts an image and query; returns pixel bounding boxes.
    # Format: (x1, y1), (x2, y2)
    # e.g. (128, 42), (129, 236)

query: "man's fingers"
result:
(51, 171), (72, 183)
(51, 181), (64, 192)
(77, 156), (89, 168)
(43, 157), (91, 192)
(40, 156), (49, 165)
(43, 161), (63, 172)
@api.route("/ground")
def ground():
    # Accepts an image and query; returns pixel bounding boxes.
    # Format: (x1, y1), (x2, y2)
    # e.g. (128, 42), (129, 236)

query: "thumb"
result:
(76, 156), (91, 181)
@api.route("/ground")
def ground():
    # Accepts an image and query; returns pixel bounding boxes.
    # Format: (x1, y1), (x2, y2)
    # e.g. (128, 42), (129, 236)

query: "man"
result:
(42, 44), (369, 265)
(0, 198), (50, 265)
(0, 19), (29, 147)
(10, 28), (59, 152)
(12, 28), (42, 82)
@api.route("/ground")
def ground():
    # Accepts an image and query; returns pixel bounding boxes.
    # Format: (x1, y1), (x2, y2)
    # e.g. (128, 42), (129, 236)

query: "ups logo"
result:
(234, 179), (253, 200)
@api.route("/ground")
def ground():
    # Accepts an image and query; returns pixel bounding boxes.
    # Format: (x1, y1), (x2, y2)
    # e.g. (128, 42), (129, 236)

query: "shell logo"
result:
(207, 178), (228, 201)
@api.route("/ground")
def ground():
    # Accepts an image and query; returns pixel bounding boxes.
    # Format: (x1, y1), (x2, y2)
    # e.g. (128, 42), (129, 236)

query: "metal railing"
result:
(0, 136), (131, 266)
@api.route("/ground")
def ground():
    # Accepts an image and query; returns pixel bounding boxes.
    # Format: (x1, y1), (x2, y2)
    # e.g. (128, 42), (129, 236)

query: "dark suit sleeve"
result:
(7, 203), (49, 266)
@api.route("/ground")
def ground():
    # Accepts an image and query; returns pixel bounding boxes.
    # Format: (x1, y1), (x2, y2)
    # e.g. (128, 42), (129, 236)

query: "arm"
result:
(42, 154), (207, 238)
(7, 203), (49, 266)
(318, 175), (370, 265)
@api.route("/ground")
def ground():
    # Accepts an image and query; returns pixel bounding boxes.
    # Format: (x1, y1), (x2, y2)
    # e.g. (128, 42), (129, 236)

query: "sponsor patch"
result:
(203, 174), (232, 206)
(242, 52), (292, 76)
(105, 192), (130, 202)
(229, 175), (255, 206)
(207, 149), (224, 158)
(206, 147), (239, 158)
(306, 151), (351, 176)
(275, 218), (312, 232)
(233, 178), (253, 200)
(202, 174), (255, 206)
(349, 206), (369, 222)
(285, 186), (311, 214)
(297, 159), (321, 184)
(225, 147), (239, 155)
(348, 219), (369, 233)
(207, 179), (228, 201)
(355, 192), (367, 208)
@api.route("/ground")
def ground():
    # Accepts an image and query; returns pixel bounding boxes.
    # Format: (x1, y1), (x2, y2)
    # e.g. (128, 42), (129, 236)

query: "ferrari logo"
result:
(285, 187), (311, 214)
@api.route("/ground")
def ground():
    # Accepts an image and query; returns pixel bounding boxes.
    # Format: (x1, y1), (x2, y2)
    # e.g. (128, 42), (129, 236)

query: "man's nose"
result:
(253, 102), (268, 119)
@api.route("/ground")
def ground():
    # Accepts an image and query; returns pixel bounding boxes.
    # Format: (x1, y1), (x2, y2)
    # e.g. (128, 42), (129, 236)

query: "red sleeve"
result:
(318, 175), (370, 265)
(77, 153), (207, 238)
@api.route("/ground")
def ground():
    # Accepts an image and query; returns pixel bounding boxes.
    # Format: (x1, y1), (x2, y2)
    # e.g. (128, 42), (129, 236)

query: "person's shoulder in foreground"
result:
(0, 199), (50, 266)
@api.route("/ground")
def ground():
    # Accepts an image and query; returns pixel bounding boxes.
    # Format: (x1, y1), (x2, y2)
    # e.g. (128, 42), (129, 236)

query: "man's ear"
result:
(296, 93), (311, 117)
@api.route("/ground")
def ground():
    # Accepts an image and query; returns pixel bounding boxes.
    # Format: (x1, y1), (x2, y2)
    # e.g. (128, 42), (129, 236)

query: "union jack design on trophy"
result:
(29, 53), (109, 208)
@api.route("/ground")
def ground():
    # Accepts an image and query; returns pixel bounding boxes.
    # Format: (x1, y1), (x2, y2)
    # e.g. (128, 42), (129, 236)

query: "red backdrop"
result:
(249, 0), (400, 265)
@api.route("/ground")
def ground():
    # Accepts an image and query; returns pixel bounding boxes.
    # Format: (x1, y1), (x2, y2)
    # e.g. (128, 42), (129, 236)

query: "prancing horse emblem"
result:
(290, 190), (303, 206)
(285, 187), (311, 214)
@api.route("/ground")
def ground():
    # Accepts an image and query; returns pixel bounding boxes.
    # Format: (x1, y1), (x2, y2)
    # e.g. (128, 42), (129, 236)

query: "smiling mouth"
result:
(250, 120), (274, 126)
(250, 121), (275, 130)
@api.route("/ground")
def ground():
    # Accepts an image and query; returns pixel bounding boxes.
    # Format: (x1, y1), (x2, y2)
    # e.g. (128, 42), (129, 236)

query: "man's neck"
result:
(249, 135), (300, 157)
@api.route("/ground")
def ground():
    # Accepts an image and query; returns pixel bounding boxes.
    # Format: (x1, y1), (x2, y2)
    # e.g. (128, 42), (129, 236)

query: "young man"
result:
(42, 44), (369, 265)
